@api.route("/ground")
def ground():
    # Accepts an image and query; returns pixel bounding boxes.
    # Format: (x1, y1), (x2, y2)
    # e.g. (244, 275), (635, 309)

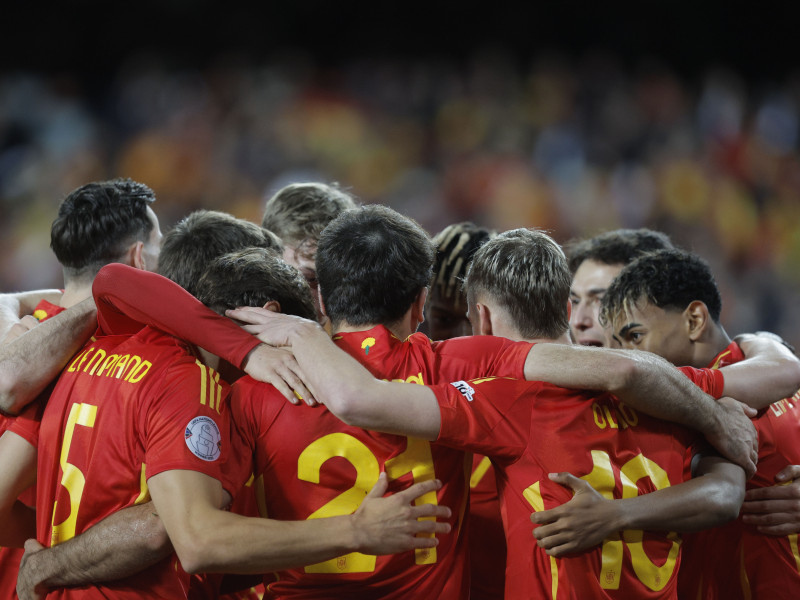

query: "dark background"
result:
(4, 2), (797, 84)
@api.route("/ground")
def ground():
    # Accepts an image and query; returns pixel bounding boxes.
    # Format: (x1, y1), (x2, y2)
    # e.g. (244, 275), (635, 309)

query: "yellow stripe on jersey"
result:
(790, 533), (800, 574)
(134, 464), (151, 504)
(523, 482), (559, 599)
(470, 455), (492, 488)
(710, 349), (732, 369)
(197, 360), (208, 406)
(739, 544), (751, 600)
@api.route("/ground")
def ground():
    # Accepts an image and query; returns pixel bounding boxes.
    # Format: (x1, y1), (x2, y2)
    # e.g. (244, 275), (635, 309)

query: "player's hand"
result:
(706, 396), (758, 479)
(1, 315), (39, 343)
(741, 464), (800, 536)
(352, 473), (452, 555)
(240, 344), (317, 406)
(226, 306), (321, 349)
(530, 472), (619, 556)
(17, 538), (47, 600)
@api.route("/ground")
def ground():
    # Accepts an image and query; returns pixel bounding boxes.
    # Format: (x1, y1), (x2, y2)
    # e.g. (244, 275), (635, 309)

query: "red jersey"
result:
(468, 454), (506, 600)
(0, 298), (65, 600)
(230, 324), (530, 599)
(679, 342), (800, 600)
(432, 366), (725, 599)
(35, 327), (240, 599)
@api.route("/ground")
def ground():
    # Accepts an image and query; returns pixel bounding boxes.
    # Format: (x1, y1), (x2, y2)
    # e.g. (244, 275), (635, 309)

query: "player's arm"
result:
(531, 454), (746, 557)
(147, 469), (450, 574)
(0, 431), (37, 547)
(16, 502), (171, 600)
(0, 298), (97, 415)
(741, 464), (800, 536)
(519, 343), (758, 477)
(92, 264), (314, 402)
(0, 290), (63, 339)
(230, 311), (443, 439)
(718, 333), (800, 409)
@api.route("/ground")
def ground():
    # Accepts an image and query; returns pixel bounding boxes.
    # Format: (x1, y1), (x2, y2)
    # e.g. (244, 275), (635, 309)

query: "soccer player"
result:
(424, 220), (505, 600)
(564, 228), (674, 347)
(5, 209), (314, 598)
(101, 205), (759, 597)
(601, 248), (800, 599)
(227, 228), (766, 598)
(0, 178), (162, 600)
(3, 241), (449, 599)
(261, 181), (359, 318)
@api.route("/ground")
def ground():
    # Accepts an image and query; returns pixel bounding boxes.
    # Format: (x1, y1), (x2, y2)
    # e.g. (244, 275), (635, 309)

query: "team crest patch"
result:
(451, 380), (475, 402)
(361, 337), (376, 355)
(184, 416), (222, 461)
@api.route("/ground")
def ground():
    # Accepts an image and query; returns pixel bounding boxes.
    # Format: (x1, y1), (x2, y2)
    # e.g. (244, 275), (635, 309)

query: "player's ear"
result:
(317, 287), (329, 319)
(262, 300), (281, 314)
(128, 241), (146, 270)
(475, 303), (493, 336)
(412, 287), (428, 325)
(566, 297), (572, 321)
(684, 301), (710, 341)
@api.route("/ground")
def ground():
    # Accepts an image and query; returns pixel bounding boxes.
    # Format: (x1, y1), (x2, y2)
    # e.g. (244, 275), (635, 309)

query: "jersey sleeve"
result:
(141, 358), (243, 497)
(677, 366), (725, 398)
(6, 397), (45, 448)
(93, 264), (260, 368)
(432, 378), (529, 459)
(432, 335), (533, 381)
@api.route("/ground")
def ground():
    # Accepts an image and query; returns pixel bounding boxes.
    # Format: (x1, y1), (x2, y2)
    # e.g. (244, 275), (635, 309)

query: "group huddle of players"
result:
(0, 178), (798, 599)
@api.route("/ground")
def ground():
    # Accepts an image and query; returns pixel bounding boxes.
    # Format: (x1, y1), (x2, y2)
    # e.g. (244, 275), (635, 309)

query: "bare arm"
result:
(721, 334), (800, 409)
(234, 313), (443, 439)
(531, 455), (745, 556)
(16, 502), (171, 600)
(148, 469), (450, 574)
(0, 298), (97, 415)
(0, 431), (37, 547)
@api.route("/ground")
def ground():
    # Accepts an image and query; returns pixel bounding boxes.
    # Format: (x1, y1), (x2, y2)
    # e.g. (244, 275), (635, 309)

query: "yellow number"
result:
(297, 432), (440, 573)
(385, 436), (438, 565)
(299, 433), (380, 573)
(50, 403), (97, 545)
(526, 450), (680, 592)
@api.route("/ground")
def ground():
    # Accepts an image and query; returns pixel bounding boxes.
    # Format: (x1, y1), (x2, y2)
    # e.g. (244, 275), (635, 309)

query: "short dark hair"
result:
(565, 228), (674, 273)
(316, 204), (434, 328)
(600, 249), (722, 327)
(261, 182), (359, 253)
(196, 248), (316, 320)
(430, 222), (495, 310)
(466, 229), (571, 339)
(158, 210), (283, 297)
(50, 178), (156, 280)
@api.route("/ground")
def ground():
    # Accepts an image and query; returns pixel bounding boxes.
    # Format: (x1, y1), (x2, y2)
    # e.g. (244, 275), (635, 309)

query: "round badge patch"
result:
(184, 416), (222, 462)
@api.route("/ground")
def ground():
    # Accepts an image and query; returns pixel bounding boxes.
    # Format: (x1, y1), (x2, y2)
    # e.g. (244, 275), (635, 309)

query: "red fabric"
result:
(433, 368), (718, 599)
(230, 325), (531, 599)
(93, 263), (260, 368)
(468, 454), (506, 600)
(679, 342), (800, 600)
(36, 327), (241, 599)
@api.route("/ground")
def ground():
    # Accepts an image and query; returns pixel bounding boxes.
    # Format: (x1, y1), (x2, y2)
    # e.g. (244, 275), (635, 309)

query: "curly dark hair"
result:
(600, 249), (722, 327)
(564, 228), (674, 274)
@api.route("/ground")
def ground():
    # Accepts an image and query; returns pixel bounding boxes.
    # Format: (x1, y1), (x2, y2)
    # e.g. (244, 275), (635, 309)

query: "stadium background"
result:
(1, 2), (799, 349)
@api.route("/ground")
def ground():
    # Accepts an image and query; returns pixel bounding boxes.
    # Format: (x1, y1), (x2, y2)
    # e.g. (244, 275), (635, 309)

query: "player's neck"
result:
(59, 283), (93, 309)
(695, 323), (733, 367)
(333, 321), (414, 340)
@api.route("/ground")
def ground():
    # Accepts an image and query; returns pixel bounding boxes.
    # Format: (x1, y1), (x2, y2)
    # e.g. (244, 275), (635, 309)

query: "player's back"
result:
(680, 342), (800, 600)
(230, 325), (529, 599)
(36, 327), (230, 599)
(434, 376), (702, 599)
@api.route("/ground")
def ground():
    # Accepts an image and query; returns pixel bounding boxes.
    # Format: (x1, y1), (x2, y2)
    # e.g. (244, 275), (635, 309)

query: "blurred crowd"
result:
(1, 49), (799, 347)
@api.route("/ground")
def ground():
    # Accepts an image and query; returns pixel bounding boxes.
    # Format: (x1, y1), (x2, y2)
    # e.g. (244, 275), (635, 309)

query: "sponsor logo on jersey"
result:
(451, 380), (475, 402)
(361, 337), (376, 355)
(184, 416), (222, 461)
